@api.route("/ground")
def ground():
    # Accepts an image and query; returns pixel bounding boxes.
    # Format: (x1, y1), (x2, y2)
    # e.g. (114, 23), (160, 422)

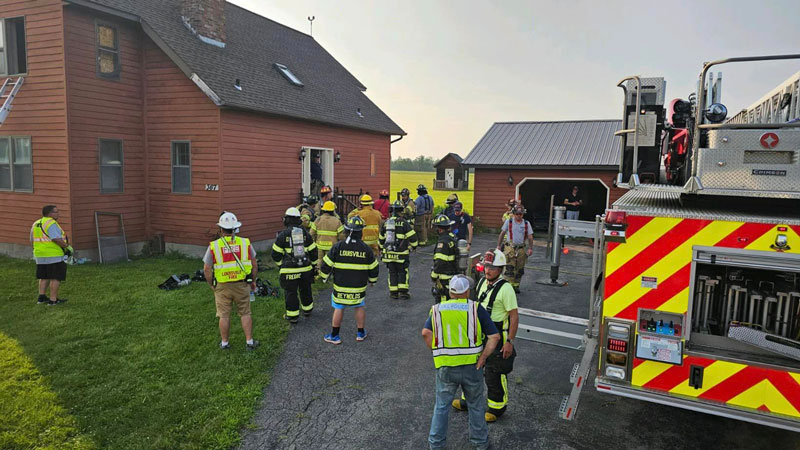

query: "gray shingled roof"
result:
(74, 0), (405, 135)
(462, 120), (621, 167)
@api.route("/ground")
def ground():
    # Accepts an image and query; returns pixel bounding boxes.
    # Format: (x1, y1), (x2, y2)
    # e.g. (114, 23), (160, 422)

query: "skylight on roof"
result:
(274, 63), (303, 87)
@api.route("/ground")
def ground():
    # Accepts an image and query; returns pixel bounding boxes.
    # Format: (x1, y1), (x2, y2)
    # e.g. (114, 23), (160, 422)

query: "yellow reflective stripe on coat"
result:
(317, 241), (333, 250)
(316, 230), (339, 236)
(272, 243), (285, 254)
(332, 262), (376, 271)
(333, 284), (367, 293)
(434, 253), (456, 261)
(280, 266), (313, 274)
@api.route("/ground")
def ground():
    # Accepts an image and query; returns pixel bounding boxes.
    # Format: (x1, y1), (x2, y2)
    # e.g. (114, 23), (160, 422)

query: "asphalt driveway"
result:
(240, 233), (798, 450)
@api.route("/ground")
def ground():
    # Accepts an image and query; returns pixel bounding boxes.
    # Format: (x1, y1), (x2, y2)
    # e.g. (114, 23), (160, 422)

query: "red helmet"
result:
(320, 185), (332, 195)
(380, 189), (390, 197)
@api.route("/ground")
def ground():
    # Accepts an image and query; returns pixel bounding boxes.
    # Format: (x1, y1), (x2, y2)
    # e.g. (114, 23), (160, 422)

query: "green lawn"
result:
(0, 254), (289, 449)
(390, 170), (474, 214)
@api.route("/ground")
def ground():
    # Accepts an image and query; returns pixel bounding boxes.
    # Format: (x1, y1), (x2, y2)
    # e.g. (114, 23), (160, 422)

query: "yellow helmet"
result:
(321, 201), (336, 212)
(360, 194), (373, 205)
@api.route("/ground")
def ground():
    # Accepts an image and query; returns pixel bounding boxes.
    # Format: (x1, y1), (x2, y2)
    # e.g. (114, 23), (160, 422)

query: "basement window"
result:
(96, 22), (120, 79)
(274, 63), (303, 87)
(0, 136), (32, 191)
(0, 17), (28, 75)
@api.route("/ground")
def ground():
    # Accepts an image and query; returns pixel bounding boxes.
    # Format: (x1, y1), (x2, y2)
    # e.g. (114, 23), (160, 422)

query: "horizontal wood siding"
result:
(64, 6), (145, 248)
(473, 168), (624, 228)
(144, 38), (220, 245)
(221, 110), (391, 240)
(0, 0), (70, 246)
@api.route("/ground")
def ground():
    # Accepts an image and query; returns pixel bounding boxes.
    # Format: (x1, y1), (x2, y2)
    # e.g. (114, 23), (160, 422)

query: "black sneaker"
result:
(246, 340), (260, 351)
(37, 295), (49, 305)
(47, 298), (68, 306)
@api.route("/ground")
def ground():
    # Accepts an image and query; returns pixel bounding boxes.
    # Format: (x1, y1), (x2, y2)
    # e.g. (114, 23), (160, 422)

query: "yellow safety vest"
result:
(430, 298), (484, 368)
(31, 217), (65, 258)
(210, 236), (252, 283)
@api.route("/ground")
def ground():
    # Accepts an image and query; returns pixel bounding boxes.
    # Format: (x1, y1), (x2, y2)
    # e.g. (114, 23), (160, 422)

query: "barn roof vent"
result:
(357, 108), (364, 118)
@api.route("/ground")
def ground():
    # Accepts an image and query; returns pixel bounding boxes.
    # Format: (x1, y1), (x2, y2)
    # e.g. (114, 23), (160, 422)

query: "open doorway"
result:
(516, 178), (609, 230)
(302, 147), (334, 196)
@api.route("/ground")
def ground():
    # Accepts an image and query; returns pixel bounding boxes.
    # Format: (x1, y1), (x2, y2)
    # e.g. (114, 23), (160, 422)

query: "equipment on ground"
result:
(158, 274), (191, 290)
(558, 55), (800, 432)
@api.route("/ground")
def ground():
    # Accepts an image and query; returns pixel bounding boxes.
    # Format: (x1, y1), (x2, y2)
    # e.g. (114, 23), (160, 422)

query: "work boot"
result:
(485, 412), (499, 423)
(451, 399), (467, 411)
(47, 298), (68, 306)
(283, 314), (299, 324)
(302, 309), (313, 317)
(390, 292), (399, 299)
(246, 340), (260, 351)
(37, 295), (49, 305)
(399, 291), (410, 300)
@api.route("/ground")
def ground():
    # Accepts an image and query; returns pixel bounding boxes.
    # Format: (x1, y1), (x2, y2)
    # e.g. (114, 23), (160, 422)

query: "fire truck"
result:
(562, 54), (800, 432)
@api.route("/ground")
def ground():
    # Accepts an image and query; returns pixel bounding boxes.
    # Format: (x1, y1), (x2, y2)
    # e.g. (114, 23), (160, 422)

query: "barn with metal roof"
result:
(462, 120), (627, 228)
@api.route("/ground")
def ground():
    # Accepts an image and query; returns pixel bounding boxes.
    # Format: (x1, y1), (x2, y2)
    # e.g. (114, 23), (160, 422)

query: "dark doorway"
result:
(518, 179), (608, 230)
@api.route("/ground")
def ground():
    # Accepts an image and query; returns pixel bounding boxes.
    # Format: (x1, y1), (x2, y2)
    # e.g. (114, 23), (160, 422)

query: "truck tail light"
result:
(605, 210), (627, 226)
(607, 338), (628, 353)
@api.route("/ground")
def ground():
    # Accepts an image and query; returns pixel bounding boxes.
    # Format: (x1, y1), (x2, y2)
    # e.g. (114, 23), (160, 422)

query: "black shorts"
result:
(36, 262), (67, 281)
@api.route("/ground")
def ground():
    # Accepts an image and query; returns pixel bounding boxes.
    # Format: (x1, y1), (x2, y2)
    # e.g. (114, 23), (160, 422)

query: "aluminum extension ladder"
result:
(0, 77), (24, 126)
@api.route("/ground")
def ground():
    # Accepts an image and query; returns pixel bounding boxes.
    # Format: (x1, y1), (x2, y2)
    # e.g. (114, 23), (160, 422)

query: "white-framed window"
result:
(171, 141), (191, 193)
(99, 139), (123, 193)
(96, 21), (120, 79)
(0, 136), (32, 191)
(0, 17), (28, 76)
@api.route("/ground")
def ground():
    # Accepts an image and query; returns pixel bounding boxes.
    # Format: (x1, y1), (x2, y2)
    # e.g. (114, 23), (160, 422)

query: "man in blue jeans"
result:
(422, 275), (501, 450)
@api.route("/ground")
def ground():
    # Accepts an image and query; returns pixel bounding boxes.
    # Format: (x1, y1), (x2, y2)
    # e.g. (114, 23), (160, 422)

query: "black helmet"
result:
(417, 184), (427, 191)
(432, 214), (454, 228)
(400, 188), (410, 197)
(345, 216), (365, 231)
(390, 200), (404, 214)
(306, 194), (319, 205)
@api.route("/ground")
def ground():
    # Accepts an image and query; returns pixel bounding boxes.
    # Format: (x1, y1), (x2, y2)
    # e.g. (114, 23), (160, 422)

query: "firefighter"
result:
(496, 204), (534, 293)
(310, 201), (345, 269)
(320, 216), (380, 344)
(202, 212), (260, 350)
(297, 195), (319, 230)
(430, 214), (458, 303)
(501, 198), (517, 223)
(347, 194), (383, 257)
(319, 185), (334, 206)
(442, 193), (459, 217)
(272, 207), (318, 324)
(379, 201), (418, 299)
(400, 187), (416, 227)
(374, 189), (391, 220)
(452, 249), (519, 422)
(414, 184), (434, 245)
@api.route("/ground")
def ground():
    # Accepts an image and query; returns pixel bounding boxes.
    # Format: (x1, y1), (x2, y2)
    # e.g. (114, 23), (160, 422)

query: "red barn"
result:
(463, 120), (625, 229)
(0, 0), (404, 258)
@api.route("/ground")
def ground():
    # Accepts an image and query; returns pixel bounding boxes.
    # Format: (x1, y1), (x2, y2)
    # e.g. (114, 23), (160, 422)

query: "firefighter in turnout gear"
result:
(431, 214), (458, 303)
(272, 207), (318, 323)
(400, 187), (416, 226)
(379, 201), (418, 299)
(320, 216), (380, 344)
(452, 249), (519, 422)
(501, 198), (517, 223)
(496, 204), (534, 293)
(347, 194), (383, 257)
(310, 201), (345, 269)
(297, 195), (319, 230)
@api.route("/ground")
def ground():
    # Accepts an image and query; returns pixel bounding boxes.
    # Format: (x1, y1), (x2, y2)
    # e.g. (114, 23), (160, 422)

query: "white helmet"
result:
(218, 211), (242, 229)
(484, 249), (507, 267)
(284, 207), (301, 218)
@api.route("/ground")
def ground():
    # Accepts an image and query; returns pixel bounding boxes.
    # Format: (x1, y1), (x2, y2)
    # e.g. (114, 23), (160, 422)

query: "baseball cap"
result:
(448, 275), (471, 295)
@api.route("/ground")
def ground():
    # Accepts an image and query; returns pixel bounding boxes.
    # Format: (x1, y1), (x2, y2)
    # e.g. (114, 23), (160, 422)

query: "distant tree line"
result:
(391, 155), (437, 172)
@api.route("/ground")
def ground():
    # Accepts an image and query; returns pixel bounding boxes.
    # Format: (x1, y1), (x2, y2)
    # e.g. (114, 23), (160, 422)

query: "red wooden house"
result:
(0, 0), (404, 258)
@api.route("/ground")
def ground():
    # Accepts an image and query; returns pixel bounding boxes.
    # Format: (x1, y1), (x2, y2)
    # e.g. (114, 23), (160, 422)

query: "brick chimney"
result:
(181, 0), (226, 47)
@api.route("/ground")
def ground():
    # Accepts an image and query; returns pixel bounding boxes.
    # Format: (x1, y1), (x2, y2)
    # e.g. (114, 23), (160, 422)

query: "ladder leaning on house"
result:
(0, 77), (24, 126)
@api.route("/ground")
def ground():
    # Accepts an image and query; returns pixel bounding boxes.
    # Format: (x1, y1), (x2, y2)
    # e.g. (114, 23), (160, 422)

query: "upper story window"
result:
(96, 22), (120, 79)
(274, 63), (303, 87)
(0, 17), (28, 76)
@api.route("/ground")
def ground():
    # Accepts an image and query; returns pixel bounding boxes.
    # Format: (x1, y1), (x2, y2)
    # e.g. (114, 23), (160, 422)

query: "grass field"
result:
(390, 170), (474, 214)
(0, 254), (289, 449)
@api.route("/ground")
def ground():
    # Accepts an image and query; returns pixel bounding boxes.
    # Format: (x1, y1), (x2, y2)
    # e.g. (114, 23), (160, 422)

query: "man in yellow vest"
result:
(31, 204), (72, 306)
(347, 194), (383, 257)
(202, 212), (260, 351)
(310, 201), (344, 269)
(422, 275), (500, 450)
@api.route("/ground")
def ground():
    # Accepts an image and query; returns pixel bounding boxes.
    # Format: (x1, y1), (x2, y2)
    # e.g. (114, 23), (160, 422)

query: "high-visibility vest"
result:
(31, 217), (65, 258)
(430, 298), (484, 368)
(210, 236), (252, 283)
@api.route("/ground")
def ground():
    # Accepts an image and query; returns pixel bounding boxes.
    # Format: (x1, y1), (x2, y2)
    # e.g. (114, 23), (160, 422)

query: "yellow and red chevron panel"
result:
(632, 356), (800, 418)
(603, 215), (800, 321)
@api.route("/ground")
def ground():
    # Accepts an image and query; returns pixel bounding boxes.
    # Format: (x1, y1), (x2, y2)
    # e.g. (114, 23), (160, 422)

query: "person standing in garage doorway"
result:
(563, 185), (582, 220)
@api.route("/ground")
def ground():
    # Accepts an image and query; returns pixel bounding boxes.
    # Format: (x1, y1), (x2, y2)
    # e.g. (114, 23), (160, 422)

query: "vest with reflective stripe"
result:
(312, 214), (343, 251)
(430, 299), (483, 368)
(210, 236), (252, 283)
(31, 217), (65, 258)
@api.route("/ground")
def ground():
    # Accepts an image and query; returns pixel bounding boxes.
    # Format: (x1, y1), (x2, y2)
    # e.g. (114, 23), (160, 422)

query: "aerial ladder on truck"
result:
(557, 54), (800, 432)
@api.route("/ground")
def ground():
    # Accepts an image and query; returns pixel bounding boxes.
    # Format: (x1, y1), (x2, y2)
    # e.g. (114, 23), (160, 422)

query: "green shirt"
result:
(477, 278), (518, 323)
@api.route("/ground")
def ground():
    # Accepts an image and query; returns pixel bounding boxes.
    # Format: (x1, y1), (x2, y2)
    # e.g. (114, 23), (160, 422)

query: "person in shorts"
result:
(203, 212), (260, 351)
(31, 205), (72, 306)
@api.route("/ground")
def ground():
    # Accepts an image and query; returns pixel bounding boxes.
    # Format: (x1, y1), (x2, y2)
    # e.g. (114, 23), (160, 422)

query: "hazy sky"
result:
(231, 0), (800, 160)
